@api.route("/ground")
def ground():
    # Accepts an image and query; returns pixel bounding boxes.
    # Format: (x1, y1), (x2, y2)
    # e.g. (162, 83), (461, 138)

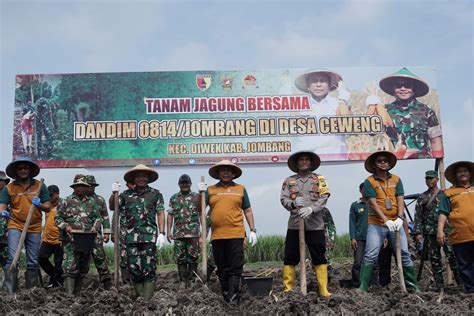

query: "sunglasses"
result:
(375, 159), (388, 164)
(394, 82), (413, 89)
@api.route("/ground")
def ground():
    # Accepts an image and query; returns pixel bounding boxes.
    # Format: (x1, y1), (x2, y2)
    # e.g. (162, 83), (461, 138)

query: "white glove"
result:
(385, 220), (397, 232)
(365, 95), (381, 106)
(298, 206), (313, 219)
(394, 218), (404, 231)
(249, 231), (257, 246)
(157, 233), (165, 250)
(112, 182), (121, 192)
(337, 80), (350, 102)
(294, 197), (305, 207)
(198, 182), (207, 192)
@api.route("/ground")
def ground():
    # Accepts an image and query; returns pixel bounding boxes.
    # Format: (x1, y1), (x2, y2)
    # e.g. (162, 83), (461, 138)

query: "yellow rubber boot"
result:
(282, 265), (296, 292)
(314, 264), (332, 297)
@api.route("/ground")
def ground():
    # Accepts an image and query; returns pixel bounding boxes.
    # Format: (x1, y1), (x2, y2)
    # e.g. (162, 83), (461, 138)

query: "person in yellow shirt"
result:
(198, 160), (257, 305)
(38, 185), (63, 288)
(437, 161), (474, 293)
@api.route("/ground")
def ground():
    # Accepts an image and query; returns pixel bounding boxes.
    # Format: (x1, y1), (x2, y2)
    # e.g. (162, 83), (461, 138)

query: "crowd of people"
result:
(0, 152), (472, 305)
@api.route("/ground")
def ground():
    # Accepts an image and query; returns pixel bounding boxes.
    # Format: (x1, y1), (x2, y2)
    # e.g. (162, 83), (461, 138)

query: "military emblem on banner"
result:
(242, 74), (258, 89)
(221, 77), (233, 89)
(196, 74), (212, 91)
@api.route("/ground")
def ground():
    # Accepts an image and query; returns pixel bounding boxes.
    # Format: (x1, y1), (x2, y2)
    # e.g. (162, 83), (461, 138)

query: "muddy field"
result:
(1, 262), (472, 315)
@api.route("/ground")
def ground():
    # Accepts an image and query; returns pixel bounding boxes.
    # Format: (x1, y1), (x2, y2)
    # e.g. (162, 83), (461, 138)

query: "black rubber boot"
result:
(188, 263), (198, 287)
(102, 278), (112, 290)
(121, 267), (131, 284)
(25, 269), (40, 289)
(64, 277), (75, 296)
(228, 275), (241, 305)
(73, 277), (83, 296)
(4, 269), (19, 294)
(178, 264), (188, 288)
(220, 278), (230, 303)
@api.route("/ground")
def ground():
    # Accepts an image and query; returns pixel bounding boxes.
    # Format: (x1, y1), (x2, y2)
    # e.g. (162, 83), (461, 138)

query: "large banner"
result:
(13, 67), (443, 168)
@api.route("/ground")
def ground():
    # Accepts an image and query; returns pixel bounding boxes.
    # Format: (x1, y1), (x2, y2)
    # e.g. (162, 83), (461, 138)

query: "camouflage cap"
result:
(425, 170), (438, 178)
(85, 175), (99, 186)
(70, 175), (91, 188)
(0, 171), (10, 184)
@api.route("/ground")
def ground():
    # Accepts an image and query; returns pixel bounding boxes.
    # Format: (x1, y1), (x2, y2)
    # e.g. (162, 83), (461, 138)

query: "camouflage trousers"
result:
(425, 234), (461, 287)
(119, 237), (128, 269)
(0, 242), (7, 269)
(62, 242), (92, 278)
(92, 235), (112, 282)
(126, 242), (157, 282)
(174, 237), (200, 265)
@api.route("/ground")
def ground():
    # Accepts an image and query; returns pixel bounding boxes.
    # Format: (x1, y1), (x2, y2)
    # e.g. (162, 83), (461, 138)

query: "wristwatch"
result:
(250, 228), (257, 233)
(397, 215), (406, 220)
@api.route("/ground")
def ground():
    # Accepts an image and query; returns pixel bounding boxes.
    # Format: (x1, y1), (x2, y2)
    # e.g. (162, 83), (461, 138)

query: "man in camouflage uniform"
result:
(55, 175), (101, 296)
(167, 174), (201, 288)
(379, 67), (443, 159)
(85, 175), (113, 290)
(34, 97), (55, 159)
(114, 164), (165, 301)
(414, 170), (462, 291)
(0, 171), (10, 284)
(110, 181), (135, 284)
(322, 207), (336, 282)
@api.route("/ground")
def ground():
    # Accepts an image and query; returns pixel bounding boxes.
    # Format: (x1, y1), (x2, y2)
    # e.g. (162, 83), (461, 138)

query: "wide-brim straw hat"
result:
(379, 67), (429, 98)
(294, 69), (342, 93)
(0, 171), (10, 184)
(445, 161), (473, 185)
(209, 160), (242, 180)
(6, 157), (40, 179)
(287, 151), (321, 173)
(124, 164), (159, 184)
(364, 151), (397, 173)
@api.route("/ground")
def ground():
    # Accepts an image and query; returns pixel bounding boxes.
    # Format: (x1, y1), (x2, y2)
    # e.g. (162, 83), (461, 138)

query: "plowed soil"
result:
(1, 261), (472, 315)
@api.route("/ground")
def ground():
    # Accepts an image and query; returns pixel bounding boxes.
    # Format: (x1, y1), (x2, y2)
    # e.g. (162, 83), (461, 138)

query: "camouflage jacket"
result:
(34, 98), (54, 128)
(414, 188), (446, 235)
(387, 99), (441, 156)
(322, 207), (336, 249)
(118, 186), (164, 244)
(55, 193), (102, 232)
(168, 191), (200, 238)
(0, 217), (7, 242)
(88, 193), (111, 234)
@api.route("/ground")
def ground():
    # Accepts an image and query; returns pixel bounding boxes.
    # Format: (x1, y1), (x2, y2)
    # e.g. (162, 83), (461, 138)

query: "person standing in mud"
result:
(55, 175), (100, 296)
(280, 151), (331, 297)
(38, 185), (64, 288)
(357, 151), (419, 292)
(349, 183), (369, 288)
(34, 97), (55, 159)
(198, 160), (257, 305)
(379, 67), (443, 159)
(437, 161), (474, 293)
(0, 158), (50, 294)
(85, 175), (113, 290)
(0, 171), (11, 277)
(414, 170), (462, 291)
(167, 174), (201, 288)
(109, 180), (135, 284)
(114, 164), (165, 301)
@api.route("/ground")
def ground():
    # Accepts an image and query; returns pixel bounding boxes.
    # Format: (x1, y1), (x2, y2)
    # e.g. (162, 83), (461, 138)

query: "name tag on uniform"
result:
(385, 198), (392, 210)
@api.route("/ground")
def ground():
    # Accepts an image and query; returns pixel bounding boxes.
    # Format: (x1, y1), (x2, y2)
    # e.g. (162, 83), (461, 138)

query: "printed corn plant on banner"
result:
(12, 67), (443, 168)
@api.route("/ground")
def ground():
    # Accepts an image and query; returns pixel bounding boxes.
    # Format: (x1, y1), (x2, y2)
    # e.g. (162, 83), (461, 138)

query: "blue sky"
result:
(1, 0), (472, 238)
